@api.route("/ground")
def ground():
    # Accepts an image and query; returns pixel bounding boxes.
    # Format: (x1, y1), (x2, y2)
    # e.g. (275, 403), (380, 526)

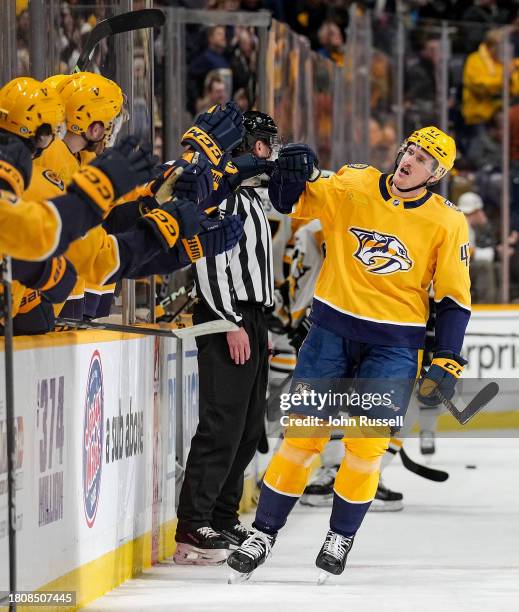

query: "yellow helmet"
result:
(0, 77), (66, 139)
(407, 126), (456, 180)
(42, 74), (71, 91)
(49, 71), (127, 145)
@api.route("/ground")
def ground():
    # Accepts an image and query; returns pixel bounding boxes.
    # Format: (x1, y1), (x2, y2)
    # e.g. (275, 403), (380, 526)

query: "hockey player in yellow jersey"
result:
(28, 75), (243, 322)
(28, 72), (127, 319)
(19, 77), (245, 327)
(0, 77), (156, 320)
(228, 126), (471, 583)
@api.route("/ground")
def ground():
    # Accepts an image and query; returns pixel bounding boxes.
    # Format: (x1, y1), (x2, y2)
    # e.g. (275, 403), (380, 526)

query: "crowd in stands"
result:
(14, 0), (519, 302)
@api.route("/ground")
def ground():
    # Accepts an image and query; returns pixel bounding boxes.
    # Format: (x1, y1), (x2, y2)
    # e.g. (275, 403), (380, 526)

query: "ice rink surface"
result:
(85, 436), (519, 612)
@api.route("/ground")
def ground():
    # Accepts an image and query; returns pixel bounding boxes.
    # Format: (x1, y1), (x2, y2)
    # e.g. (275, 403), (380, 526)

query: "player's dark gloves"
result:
(0, 132), (33, 194)
(178, 208), (244, 263)
(226, 153), (276, 190)
(151, 157), (213, 205)
(417, 351), (467, 406)
(275, 144), (320, 182)
(70, 136), (158, 215)
(12, 256), (77, 304)
(140, 198), (204, 250)
(181, 101), (245, 166)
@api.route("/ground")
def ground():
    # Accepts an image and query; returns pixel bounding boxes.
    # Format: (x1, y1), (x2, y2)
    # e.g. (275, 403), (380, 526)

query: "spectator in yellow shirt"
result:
(462, 29), (519, 126)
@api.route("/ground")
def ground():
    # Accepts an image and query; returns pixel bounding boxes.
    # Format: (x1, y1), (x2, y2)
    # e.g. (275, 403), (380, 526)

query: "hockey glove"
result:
(181, 101), (245, 166)
(179, 209), (244, 263)
(70, 136), (158, 216)
(151, 156), (213, 205)
(226, 153), (276, 191)
(417, 351), (467, 406)
(0, 132), (33, 196)
(14, 290), (56, 335)
(140, 198), (205, 251)
(275, 144), (320, 183)
(12, 256), (77, 304)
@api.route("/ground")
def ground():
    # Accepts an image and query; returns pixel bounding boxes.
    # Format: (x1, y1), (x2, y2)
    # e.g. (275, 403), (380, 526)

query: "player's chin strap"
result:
(389, 174), (435, 193)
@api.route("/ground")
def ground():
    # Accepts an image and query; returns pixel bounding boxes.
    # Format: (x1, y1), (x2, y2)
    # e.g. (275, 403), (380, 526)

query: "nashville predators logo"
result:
(42, 169), (65, 191)
(349, 227), (413, 274)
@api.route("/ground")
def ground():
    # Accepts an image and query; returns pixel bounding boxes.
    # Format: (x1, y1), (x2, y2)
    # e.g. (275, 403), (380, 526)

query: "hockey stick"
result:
(0, 257), (18, 610)
(399, 447), (449, 482)
(435, 381), (499, 426)
(158, 283), (194, 311)
(55, 317), (238, 339)
(465, 332), (519, 337)
(74, 9), (166, 72)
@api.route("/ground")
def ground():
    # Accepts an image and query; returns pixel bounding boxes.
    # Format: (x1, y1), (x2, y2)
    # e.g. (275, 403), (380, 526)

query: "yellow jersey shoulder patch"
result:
(42, 169), (65, 191)
(444, 198), (462, 212)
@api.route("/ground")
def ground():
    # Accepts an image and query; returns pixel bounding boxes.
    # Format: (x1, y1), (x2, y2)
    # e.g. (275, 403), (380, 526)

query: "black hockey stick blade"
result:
(438, 382), (499, 426)
(399, 447), (449, 482)
(74, 9), (166, 72)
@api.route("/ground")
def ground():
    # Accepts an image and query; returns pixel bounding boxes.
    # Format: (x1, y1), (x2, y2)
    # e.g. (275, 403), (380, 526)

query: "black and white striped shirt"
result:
(193, 186), (274, 324)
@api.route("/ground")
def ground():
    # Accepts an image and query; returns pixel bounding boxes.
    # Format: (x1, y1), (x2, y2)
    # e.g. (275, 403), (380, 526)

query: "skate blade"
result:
(174, 544), (229, 566)
(228, 569), (252, 584)
(317, 570), (331, 585)
(369, 500), (403, 513)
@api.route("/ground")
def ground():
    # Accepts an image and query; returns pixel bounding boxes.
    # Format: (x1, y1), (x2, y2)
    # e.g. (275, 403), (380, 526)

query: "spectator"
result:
(465, 111), (502, 171)
(316, 20), (345, 66)
(233, 87), (251, 112)
(16, 9), (30, 75)
(196, 72), (228, 113)
(371, 49), (392, 114)
(405, 36), (440, 129)
(230, 28), (257, 100)
(461, 0), (507, 54)
(285, 0), (328, 50)
(462, 29), (519, 128)
(187, 25), (231, 114)
(457, 191), (517, 303)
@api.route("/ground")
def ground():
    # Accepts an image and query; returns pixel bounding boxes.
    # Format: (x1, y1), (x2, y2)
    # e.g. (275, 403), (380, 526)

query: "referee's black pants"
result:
(176, 300), (269, 533)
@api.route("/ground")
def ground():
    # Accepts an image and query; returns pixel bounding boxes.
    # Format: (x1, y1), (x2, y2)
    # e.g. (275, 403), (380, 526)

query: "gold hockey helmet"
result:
(0, 77), (66, 140)
(406, 126), (456, 180)
(49, 71), (128, 146)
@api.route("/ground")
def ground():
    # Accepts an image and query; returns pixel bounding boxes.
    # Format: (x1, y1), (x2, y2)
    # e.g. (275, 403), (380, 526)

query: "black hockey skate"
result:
(315, 529), (354, 584)
(174, 526), (230, 565)
(300, 465), (339, 507)
(218, 522), (253, 548)
(369, 479), (404, 512)
(227, 529), (276, 583)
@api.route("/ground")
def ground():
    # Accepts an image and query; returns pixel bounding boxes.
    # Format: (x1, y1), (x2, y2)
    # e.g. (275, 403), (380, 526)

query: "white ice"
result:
(85, 436), (519, 612)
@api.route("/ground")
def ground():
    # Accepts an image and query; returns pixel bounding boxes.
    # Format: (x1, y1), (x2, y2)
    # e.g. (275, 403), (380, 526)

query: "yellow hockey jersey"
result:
(0, 189), (63, 261)
(289, 165), (471, 348)
(29, 141), (119, 317)
(34, 139), (96, 186)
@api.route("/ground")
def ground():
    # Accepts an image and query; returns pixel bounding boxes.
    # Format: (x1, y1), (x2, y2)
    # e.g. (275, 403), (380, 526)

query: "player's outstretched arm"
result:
(105, 202), (244, 283)
(34, 137), (157, 259)
(104, 156), (213, 234)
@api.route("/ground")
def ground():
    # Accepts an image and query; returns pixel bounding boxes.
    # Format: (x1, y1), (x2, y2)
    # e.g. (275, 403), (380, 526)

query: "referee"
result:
(174, 112), (278, 565)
